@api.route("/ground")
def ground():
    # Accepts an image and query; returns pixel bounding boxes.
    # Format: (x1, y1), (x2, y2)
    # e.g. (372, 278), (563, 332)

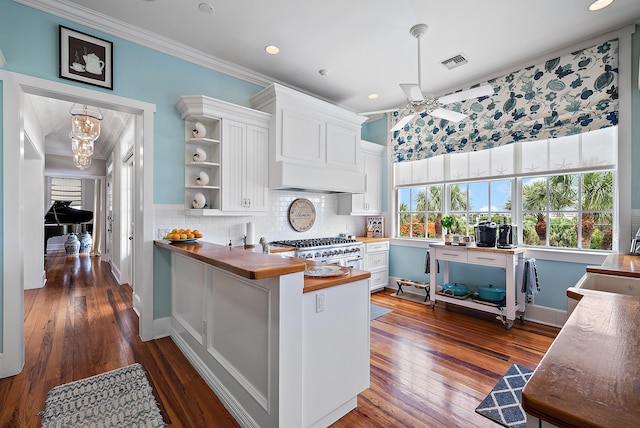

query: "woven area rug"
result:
(475, 364), (533, 428)
(39, 363), (166, 428)
(370, 303), (392, 320)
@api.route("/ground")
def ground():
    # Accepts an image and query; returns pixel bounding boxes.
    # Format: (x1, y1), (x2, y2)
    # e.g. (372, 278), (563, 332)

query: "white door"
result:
(124, 153), (139, 314)
(105, 160), (114, 263)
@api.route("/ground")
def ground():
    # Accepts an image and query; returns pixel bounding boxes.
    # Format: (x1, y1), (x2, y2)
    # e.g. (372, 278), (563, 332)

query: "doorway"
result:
(0, 71), (156, 378)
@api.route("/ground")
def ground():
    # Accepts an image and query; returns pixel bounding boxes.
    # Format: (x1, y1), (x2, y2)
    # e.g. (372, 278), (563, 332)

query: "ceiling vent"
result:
(440, 54), (468, 70)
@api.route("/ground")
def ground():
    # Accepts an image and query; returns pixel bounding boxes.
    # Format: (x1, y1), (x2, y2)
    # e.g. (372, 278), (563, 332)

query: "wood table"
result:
(521, 292), (640, 427)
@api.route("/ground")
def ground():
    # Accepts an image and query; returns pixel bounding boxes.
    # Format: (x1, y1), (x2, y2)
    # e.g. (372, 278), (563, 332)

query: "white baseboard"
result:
(171, 329), (258, 428)
(153, 317), (171, 339)
(387, 276), (566, 328)
(522, 304), (567, 328)
(110, 262), (122, 284)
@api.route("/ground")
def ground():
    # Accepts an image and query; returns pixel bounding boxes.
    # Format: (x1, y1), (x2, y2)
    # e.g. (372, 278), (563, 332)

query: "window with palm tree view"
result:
(395, 127), (617, 251)
(397, 171), (613, 251)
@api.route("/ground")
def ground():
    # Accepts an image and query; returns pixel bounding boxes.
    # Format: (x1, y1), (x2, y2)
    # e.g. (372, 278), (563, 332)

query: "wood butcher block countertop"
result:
(154, 240), (370, 292)
(355, 237), (390, 244)
(429, 242), (526, 254)
(521, 291), (640, 428)
(586, 253), (640, 278)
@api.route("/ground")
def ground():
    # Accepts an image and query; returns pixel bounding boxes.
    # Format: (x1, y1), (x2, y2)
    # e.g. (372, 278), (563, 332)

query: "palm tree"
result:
(581, 172), (613, 248)
(522, 176), (577, 245)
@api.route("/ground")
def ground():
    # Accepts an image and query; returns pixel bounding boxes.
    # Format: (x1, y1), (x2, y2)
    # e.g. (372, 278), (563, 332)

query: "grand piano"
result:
(44, 200), (93, 253)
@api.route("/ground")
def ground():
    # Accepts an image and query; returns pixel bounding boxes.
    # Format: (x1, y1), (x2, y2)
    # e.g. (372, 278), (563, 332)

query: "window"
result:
(393, 127), (617, 252)
(521, 172), (613, 250)
(398, 185), (443, 239)
(50, 177), (82, 207)
(448, 180), (512, 236)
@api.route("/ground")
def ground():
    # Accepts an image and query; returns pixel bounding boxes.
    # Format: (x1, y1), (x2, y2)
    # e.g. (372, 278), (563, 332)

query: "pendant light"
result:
(70, 104), (101, 170)
(70, 104), (102, 142)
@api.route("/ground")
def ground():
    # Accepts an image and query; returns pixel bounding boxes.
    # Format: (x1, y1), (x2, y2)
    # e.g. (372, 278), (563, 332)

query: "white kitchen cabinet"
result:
(338, 140), (384, 215)
(176, 95), (271, 215)
(362, 239), (389, 292)
(221, 120), (269, 212)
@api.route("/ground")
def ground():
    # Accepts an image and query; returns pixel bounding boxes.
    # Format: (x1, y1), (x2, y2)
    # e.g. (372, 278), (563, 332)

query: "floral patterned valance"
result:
(391, 39), (619, 163)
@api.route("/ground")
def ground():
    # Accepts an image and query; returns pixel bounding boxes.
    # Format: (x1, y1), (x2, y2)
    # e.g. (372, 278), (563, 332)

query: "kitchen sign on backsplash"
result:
(366, 216), (384, 238)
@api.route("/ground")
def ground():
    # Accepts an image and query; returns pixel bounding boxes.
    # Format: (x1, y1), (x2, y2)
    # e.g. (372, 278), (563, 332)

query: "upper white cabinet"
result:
(221, 120), (269, 212)
(251, 83), (366, 194)
(338, 140), (385, 215)
(177, 96), (271, 215)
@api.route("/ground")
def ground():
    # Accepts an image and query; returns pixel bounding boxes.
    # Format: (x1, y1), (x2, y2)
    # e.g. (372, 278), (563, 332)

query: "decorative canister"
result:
(64, 233), (80, 256)
(79, 231), (93, 254)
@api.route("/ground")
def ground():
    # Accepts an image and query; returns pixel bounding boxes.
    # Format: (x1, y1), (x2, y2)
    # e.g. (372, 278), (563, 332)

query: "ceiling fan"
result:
(362, 23), (494, 132)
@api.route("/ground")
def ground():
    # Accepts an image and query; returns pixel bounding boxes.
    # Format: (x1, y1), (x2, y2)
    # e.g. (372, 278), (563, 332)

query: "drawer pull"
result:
(442, 253), (459, 257)
(476, 256), (496, 261)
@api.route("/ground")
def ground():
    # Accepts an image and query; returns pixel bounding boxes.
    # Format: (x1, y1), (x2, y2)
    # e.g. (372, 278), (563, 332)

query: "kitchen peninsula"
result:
(154, 240), (371, 428)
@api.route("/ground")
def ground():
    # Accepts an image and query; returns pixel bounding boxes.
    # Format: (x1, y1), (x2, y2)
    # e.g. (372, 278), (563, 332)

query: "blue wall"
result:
(0, 1), (263, 205)
(0, 1), (265, 338)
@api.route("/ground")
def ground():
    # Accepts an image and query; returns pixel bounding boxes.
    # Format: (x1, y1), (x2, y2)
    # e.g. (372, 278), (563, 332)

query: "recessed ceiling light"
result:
(265, 45), (280, 55)
(368, 93), (379, 99)
(589, 0), (613, 11)
(198, 3), (214, 13)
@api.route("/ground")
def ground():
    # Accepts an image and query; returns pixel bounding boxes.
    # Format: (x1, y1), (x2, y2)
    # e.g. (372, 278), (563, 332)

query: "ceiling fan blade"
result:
(399, 84), (424, 102)
(430, 108), (467, 123)
(437, 84), (494, 105)
(389, 114), (416, 132)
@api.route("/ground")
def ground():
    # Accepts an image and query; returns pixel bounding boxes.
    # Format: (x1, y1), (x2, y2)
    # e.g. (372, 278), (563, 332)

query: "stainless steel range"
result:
(271, 237), (363, 269)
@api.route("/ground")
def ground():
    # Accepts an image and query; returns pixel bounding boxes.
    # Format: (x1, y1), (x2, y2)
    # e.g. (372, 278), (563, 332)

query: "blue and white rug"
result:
(475, 364), (533, 428)
(370, 303), (392, 320)
(39, 363), (166, 428)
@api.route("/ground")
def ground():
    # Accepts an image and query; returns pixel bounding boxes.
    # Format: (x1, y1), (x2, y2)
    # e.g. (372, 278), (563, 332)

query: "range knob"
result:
(315, 252), (321, 258)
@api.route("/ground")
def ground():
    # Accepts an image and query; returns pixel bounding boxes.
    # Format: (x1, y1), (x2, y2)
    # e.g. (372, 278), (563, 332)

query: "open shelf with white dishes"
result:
(184, 117), (222, 212)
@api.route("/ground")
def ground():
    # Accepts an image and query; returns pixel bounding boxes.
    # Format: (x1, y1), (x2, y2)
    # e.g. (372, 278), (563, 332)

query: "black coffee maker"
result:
(474, 221), (497, 247)
(497, 217), (514, 249)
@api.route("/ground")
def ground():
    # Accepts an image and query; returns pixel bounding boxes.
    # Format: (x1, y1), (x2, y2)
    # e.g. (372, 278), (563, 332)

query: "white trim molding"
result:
(0, 70), (156, 378)
(13, 0), (340, 107)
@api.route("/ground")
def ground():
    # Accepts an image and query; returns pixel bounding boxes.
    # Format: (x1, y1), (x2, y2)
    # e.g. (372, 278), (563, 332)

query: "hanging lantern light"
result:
(70, 134), (94, 157)
(73, 153), (92, 170)
(70, 104), (102, 141)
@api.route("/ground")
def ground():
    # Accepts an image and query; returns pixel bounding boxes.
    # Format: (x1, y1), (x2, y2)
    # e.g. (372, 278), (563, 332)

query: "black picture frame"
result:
(59, 25), (113, 90)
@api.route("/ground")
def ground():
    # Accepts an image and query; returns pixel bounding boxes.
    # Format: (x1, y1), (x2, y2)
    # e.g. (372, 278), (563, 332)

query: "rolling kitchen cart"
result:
(428, 243), (526, 329)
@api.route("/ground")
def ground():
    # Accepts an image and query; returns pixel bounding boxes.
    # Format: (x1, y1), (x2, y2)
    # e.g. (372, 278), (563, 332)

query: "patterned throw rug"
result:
(475, 364), (533, 428)
(39, 363), (166, 428)
(370, 303), (392, 320)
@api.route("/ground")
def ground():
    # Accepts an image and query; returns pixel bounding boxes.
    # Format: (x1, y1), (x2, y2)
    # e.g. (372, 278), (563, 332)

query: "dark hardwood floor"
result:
(0, 251), (559, 427)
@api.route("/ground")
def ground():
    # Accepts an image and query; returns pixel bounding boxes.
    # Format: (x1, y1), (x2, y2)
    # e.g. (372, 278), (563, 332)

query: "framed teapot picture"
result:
(59, 26), (113, 90)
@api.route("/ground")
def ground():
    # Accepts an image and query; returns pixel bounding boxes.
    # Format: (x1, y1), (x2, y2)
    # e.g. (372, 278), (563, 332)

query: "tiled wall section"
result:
(154, 190), (369, 246)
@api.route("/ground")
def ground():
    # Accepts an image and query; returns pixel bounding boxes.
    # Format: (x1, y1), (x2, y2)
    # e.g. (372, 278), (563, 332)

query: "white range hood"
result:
(251, 84), (366, 194)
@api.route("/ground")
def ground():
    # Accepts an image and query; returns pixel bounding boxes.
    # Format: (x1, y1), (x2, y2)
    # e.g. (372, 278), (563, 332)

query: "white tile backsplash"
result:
(154, 190), (368, 246)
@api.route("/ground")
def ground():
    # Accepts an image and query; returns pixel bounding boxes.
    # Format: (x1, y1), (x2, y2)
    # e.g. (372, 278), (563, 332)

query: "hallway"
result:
(0, 252), (238, 427)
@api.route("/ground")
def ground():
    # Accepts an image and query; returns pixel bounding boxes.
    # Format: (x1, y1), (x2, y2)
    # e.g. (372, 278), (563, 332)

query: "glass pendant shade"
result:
(70, 104), (102, 141)
(71, 136), (94, 157)
(73, 153), (91, 170)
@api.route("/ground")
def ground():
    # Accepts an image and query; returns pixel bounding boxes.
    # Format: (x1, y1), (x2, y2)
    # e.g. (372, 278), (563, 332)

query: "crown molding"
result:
(13, 0), (281, 89)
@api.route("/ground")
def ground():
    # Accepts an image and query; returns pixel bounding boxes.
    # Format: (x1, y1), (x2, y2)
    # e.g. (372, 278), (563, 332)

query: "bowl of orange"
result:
(165, 228), (203, 244)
